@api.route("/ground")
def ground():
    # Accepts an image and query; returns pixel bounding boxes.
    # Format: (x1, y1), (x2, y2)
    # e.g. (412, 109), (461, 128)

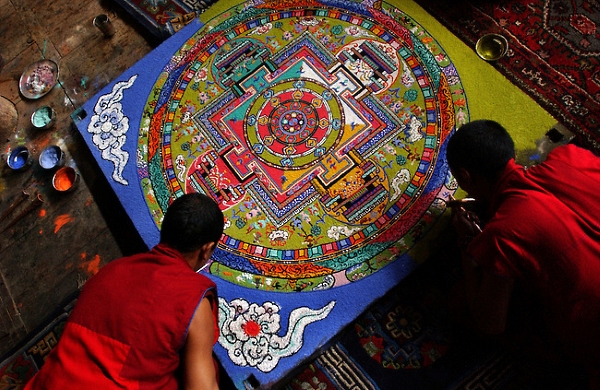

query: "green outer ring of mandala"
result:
(137, 2), (468, 292)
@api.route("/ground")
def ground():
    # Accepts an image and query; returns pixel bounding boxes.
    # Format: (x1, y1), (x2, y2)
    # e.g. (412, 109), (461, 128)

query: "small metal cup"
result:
(93, 14), (115, 37)
(475, 33), (508, 61)
(31, 105), (56, 130)
(39, 145), (64, 170)
(52, 166), (79, 192)
(7, 146), (31, 171)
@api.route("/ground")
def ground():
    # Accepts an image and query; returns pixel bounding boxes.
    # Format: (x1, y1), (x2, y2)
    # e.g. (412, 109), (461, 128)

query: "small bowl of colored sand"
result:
(7, 145), (31, 171)
(52, 166), (79, 192)
(475, 33), (508, 61)
(39, 145), (64, 170)
(31, 105), (56, 130)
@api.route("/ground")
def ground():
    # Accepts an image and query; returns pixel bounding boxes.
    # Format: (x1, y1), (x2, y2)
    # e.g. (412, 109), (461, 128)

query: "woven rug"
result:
(412, 0), (600, 152)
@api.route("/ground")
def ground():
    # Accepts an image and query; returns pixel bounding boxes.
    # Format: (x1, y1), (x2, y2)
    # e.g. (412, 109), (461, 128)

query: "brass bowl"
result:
(475, 33), (508, 61)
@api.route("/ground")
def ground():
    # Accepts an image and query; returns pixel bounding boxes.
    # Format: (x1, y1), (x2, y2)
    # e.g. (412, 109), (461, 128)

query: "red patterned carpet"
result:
(413, 0), (600, 152)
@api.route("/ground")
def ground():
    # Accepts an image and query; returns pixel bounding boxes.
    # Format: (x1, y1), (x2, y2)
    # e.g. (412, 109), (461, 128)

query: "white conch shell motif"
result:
(87, 75), (137, 185)
(218, 298), (335, 372)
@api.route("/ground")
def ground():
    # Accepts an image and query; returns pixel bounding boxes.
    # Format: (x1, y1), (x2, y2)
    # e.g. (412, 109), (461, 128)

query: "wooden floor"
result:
(0, 0), (160, 357)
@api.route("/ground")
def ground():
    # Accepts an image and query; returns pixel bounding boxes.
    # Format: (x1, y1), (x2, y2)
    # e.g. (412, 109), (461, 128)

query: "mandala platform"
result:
(72, 0), (467, 387)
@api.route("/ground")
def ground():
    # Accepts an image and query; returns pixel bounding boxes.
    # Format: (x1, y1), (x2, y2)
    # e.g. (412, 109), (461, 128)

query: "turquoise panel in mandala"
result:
(73, 0), (468, 387)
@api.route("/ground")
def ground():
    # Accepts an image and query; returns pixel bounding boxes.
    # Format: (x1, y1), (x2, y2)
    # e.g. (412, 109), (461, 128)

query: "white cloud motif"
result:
(218, 298), (335, 372)
(327, 225), (359, 241)
(391, 168), (411, 200)
(87, 75), (137, 185)
(406, 116), (424, 143)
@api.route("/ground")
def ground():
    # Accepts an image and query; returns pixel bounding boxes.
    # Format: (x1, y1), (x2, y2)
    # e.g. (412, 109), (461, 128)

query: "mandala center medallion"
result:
(247, 80), (341, 169)
(275, 107), (309, 138)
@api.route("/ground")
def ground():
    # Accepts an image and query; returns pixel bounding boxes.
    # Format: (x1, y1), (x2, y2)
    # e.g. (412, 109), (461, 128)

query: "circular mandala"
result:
(138, 0), (467, 292)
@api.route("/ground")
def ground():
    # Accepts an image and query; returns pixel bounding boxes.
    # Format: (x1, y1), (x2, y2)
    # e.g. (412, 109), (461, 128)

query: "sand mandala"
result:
(75, 0), (468, 387)
(138, 2), (465, 292)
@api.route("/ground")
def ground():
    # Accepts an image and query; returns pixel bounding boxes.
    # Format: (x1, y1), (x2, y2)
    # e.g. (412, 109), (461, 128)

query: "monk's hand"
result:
(451, 206), (482, 238)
